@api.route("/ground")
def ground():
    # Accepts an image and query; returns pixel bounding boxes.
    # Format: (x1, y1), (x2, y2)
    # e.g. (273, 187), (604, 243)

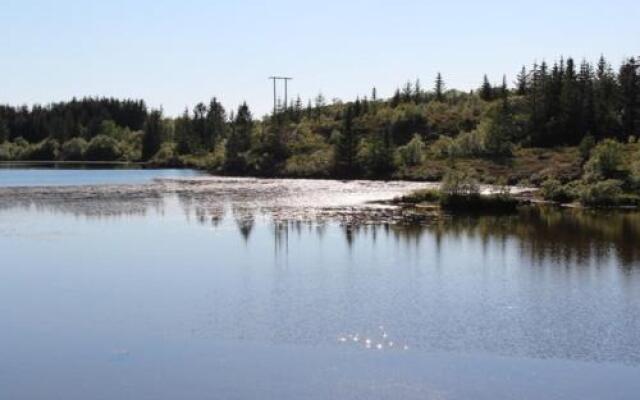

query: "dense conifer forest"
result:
(1, 56), (639, 199)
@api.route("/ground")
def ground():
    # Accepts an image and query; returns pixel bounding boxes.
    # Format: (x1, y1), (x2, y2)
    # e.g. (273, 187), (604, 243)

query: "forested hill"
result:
(1, 56), (638, 184)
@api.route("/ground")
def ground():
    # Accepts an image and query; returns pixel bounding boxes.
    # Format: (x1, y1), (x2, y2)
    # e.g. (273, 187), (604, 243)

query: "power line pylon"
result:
(268, 76), (293, 115)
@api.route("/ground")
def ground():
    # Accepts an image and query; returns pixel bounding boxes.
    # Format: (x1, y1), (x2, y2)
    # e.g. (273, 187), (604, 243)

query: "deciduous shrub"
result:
(441, 168), (480, 196)
(583, 139), (625, 181)
(398, 188), (441, 203)
(28, 138), (60, 160)
(578, 179), (624, 207)
(61, 138), (88, 161)
(541, 178), (576, 203)
(84, 135), (123, 161)
(396, 134), (425, 167)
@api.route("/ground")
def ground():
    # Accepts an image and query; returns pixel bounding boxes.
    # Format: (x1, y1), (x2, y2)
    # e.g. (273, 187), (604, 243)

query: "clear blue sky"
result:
(1, 0), (638, 117)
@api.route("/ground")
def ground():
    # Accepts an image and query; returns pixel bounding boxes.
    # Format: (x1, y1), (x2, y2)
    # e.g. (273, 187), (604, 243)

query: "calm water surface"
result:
(0, 164), (202, 187)
(1, 169), (639, 400)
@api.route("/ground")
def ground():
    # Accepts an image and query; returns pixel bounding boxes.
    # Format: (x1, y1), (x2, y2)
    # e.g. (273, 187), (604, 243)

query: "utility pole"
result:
(268, 76), (293, 115)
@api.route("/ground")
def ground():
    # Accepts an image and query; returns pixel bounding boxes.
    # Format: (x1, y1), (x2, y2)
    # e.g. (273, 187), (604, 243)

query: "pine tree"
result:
(224, 103), (253, 172)
(619, 57), (639, 139)
(0, 119), (9, 143)
(594, 56), (619, 139)
(253, 120), (288, 175)
(293, 96), (303, 121)
(500, 75), (508, 102)
(516, 66), (528, 95)
(205, 98), (226, 150)
(306, 100), (313, 118)
(402, 81), (413, 102)
(434, 73), (445, 101)
(577, 60), (595, 139)
(175, 108), (192, 155)
(560, 57), (581, 144)
(192, 102), (207, 150)
(480, 75), (493, 101)
(354, 97), (362, 116)
(361, 127), (394, 176)
(142, 109), (165, 160)
(414, 78), (422, 102)
(390, 89), (401, 108)
(334, 105), (358, 177)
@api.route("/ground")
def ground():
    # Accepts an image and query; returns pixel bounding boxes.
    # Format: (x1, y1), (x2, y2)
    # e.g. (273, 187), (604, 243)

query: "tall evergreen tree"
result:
(175, 108), (193, 155)
(192, 102), (207, 150)
(390, 89), (401, 108)
(594, 56), (620, 139)
(224, 103), (253, 172)
(402, 81), (413, 102)
(205, 98), (226, 150)
(480, 75), (494, 101)
(577, 60), (596, 138)
(619, 57), (639, 138)
(142, 109), (165, 160)
(334, 105), (358, 177)
(516, 66), (528, 95)
(560, 57), (581, 144)
(434, 73), (445, 101)
(414, 78), (423, 103)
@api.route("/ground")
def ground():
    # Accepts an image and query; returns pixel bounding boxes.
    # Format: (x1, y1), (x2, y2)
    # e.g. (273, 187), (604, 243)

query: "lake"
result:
(1, 168), (639, 400)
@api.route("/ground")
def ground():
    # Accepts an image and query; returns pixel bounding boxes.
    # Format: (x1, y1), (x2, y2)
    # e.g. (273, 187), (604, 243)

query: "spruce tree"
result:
(480, 75), (494, 101)
(594, 56), (619, 139)
(414, 78), (422, 103)
(390, 89), (401, 108)
(434, 73), (445, 101)
(142, 109), (164, 160)
(334, 105), (358, 177)
(619, 57), (639, 139)
(205, 98), (226, 150)
(516, 66), (528, 95)
(224, 103), (253, 173)
(402, 81), (413, 102)
(175, 108), (192, 155)
(192, 102), (207, 150)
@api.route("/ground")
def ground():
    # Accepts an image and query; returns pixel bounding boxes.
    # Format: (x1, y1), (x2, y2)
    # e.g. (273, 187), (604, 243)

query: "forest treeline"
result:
(1, 55), (638, 187)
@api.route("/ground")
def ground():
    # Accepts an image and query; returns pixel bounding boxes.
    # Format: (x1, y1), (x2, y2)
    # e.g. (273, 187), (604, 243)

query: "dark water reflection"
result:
(1, 176), (640, 399)
(424, 208), (640, 269)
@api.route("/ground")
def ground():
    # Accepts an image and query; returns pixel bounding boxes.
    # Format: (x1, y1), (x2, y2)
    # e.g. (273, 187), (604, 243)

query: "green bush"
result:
(451, 130), (483, 157)
(540, 178), (576, 203)
(631, 151), (640, 191)
(0, 142), (13, 161)
(583, 139), (625, 181)
(396, 134), (425, 167)
(398, 188), (441, 203)
(284, 148), (333, 177)
(84, 135), (123, 161)
(61, 138), (88, 161)
(578, 179), (624, 207)
(476, 117), (514, 157)
(28, 138), (60, 160)
(0, 137), (33, 160)
(428, 136), (455, 158)
(441, 168), (480, 196)
(150, 142), (180, 166)
(578, 135), (596, 161)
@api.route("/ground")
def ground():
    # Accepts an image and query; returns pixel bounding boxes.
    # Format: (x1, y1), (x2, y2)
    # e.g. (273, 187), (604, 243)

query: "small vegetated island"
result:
(1, 56), (639, 209)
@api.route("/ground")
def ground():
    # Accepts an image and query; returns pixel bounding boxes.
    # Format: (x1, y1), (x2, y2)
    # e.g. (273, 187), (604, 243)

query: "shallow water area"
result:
(1, 168), (639, 400)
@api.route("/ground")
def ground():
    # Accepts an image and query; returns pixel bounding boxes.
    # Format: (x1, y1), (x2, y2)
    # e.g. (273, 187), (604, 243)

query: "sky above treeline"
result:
(1, 0), (638, 117)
